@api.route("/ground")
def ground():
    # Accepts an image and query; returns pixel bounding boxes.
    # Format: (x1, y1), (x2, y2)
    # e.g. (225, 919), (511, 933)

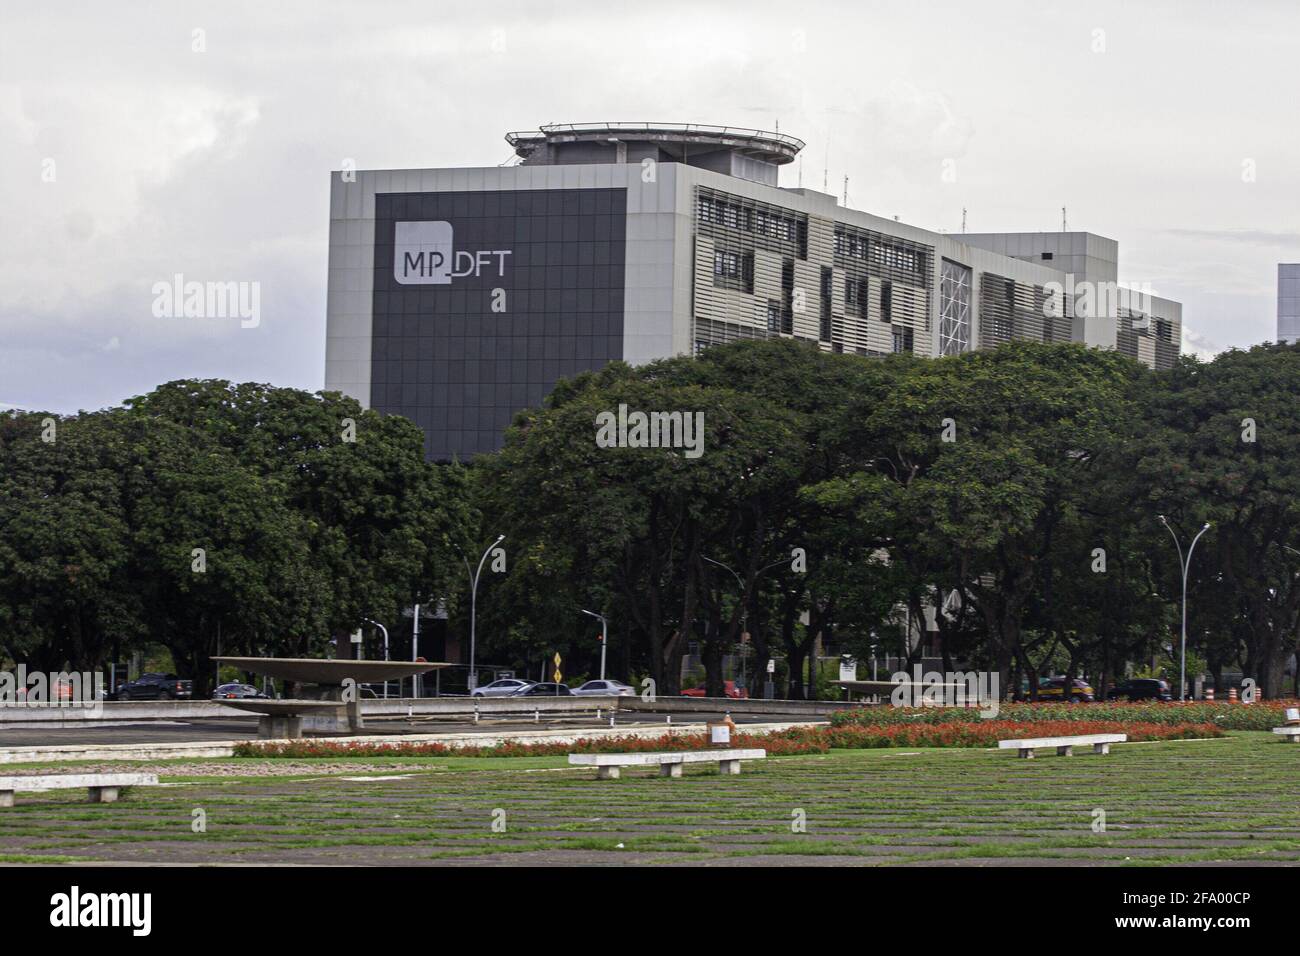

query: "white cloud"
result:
(0, 0), (1297, 413)
(1182, 326), (1222, 363)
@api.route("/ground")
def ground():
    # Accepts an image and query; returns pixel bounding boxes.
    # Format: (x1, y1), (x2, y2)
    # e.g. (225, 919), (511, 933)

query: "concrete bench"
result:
(0, 773), (159, 807)
(998, 733), (1126, 759)
(1271, 727), (1300, 742)
(568, 749), (766, 779)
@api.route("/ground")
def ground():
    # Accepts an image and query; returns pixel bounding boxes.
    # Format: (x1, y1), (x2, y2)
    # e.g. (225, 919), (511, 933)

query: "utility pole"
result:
(412, 604), (421, 698)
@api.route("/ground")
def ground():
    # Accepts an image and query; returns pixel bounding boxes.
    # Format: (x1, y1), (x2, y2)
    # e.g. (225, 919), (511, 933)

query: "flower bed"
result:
(233, 719), (1222, 759)
(829, 700), (1296, 732)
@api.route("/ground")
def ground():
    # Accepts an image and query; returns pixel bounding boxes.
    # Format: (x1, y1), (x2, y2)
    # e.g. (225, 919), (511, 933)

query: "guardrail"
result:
(0, 694), (854, 725)
(0, 696), (620, 725)
(620, 696), (857, 717)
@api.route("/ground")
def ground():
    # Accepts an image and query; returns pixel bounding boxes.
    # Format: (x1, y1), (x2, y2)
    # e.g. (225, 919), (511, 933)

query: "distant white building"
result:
(1278, 263), (1300, 343)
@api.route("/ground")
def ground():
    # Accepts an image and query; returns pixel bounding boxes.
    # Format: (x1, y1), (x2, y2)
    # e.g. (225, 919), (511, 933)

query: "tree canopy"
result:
(6, 340), (1300, 699)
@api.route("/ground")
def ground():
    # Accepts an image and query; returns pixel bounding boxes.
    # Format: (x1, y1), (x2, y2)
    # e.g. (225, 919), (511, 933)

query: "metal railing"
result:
(506, 122), (805, 152)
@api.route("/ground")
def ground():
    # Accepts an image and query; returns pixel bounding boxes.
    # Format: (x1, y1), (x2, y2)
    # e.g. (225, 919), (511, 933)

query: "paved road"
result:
(0, 710), (781, 748)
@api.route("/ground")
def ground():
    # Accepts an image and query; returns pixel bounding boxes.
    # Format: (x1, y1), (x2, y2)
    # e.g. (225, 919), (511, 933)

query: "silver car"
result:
(571, 679), (635, 697)
(471, 678), (536, 698)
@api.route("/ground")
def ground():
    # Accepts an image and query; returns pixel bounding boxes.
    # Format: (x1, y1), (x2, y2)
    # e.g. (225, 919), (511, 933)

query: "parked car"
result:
(681, 680), (748, 699)
(471, 678), (536, 698)
(1024, 677), (1094, 703)
(571, 679), (635, 697)
(1107, 678), (1173, 702)
(511, 682), (573, 697)
(107, 673), (193, 701)
(212, 682), (268, 700)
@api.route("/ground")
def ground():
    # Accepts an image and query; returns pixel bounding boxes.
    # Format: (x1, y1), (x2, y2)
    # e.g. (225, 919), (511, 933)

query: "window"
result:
(891, 325), (913, 353)
(767, 299), (786, 333)
(1041, 252), (1054, 261)
(713, 249), (753, 292)
(846, 277), (869, 315)
(881, 281), (893, 323)
(820, 267), (833, 341)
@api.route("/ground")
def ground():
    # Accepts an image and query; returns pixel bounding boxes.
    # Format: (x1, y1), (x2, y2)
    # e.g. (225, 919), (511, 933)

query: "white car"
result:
(471, 678), (535, 698)
(571, 679), (635, 697)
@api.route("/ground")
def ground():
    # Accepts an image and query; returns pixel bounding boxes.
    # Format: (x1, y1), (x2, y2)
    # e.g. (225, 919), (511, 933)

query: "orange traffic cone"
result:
(1228, 687), (1238, 703)
(1205, 687), (1215, 701)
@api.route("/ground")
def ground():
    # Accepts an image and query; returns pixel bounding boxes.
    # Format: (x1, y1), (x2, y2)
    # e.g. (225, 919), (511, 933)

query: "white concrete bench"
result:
(998, 733), (1126, 759)
(568, 749), (766, 779)
(1271, 727), (1300, 742)
(0, 773), (159, 807)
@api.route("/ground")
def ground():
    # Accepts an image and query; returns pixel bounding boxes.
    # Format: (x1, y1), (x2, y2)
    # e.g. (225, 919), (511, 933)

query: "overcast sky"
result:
(3, 0), (1298, 413)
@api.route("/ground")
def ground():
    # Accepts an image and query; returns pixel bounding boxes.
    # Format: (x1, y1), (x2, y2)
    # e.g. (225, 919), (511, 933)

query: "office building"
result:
(325, 122), (1182, 459)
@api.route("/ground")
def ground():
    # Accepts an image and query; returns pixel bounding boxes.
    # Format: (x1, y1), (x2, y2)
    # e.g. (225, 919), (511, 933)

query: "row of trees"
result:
(4, 339), (1300, 698)
(0, 382), (471, 695)
(472, 338), (1300, 699)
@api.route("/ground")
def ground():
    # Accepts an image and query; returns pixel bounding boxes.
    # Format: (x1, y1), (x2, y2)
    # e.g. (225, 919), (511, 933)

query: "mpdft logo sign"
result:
(394, 221), (511, 285)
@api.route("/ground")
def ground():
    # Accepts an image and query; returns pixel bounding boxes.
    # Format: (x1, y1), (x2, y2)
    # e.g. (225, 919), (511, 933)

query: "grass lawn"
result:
(1, 732), (1297, 866)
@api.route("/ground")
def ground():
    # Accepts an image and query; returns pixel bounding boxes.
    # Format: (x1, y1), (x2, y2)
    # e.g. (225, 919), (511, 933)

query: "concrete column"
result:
(258, 715), (303, 739)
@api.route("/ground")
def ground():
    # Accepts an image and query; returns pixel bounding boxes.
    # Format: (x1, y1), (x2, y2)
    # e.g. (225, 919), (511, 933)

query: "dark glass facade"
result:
(371, 188), (627, 460)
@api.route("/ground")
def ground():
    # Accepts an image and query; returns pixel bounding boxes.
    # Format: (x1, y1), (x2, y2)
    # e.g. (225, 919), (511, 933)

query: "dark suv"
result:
(1107, 678), (1173, 702)
(108, 673), (193, 701)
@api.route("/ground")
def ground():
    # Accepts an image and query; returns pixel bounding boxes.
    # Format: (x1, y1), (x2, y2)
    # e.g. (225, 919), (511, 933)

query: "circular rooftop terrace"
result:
(505, 122), (805, 166)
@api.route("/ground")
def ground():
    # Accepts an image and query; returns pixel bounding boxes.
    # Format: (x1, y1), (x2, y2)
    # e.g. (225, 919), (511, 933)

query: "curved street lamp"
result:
(702, 554), (788, 696)
(1158, 516), (1211, 702)
(457, 534), (505, 692)
(363, 618), (389, 697)
(580, 608), (608, 681)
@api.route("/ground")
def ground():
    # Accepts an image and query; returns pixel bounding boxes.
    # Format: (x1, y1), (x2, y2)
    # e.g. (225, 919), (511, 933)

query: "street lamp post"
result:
(580, 609), (608, 681)
(1158, 516), (1211, 702)
(363, 618), (389, 698)
(702, 555), (786, 698)
(459, 534), (504, 692)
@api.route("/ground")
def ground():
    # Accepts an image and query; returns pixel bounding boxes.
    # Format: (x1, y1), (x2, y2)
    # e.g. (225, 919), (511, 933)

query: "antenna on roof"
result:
(961, 207), (967, 233)
(1062, 206), (1067, 231)
(842, 174), (849, 206)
